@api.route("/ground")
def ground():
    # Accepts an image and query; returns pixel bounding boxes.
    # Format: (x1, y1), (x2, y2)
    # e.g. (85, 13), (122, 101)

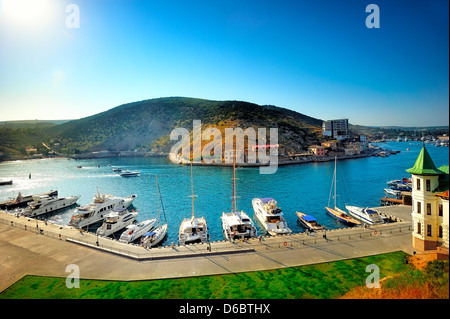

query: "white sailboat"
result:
(23, 194), (80, 217)
(178, 163), (208, 245)
(221, 157), (257, 241)
(68, 188), (136, 229)
(325, 156), (361, 226)
(142, 176), (168, 247)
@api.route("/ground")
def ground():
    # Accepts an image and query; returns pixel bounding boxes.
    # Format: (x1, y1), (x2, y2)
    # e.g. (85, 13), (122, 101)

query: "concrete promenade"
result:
(0, 206), (414, 292)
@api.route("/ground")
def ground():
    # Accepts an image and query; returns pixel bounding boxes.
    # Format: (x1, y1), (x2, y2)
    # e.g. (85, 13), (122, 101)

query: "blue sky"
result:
(0, 0), (448, 126)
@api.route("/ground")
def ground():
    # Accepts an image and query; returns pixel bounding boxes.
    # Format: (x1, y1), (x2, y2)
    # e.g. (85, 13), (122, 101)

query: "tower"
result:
(406, 146), (449, 251)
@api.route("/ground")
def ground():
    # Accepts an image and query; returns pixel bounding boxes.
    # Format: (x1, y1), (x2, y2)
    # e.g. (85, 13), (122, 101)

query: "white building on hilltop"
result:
(322, 119), (349, 141)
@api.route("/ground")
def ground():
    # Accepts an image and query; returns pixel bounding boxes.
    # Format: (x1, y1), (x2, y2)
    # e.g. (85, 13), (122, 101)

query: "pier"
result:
(0, 206), (414, 292)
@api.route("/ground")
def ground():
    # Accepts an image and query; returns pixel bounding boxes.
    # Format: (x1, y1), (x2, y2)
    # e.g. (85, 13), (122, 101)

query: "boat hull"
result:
(24, 196), (80, 217)
(325, 207), (361, 226)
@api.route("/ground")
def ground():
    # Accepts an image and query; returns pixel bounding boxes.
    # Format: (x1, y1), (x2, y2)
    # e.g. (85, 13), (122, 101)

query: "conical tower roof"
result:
(406, 145), (445, 176)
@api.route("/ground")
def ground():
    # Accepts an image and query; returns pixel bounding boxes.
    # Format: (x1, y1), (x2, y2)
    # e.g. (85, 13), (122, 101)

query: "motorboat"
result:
(390, 184), (411, 191)
(142, 224), (168, 247)
(178, 163), (208, 245)
(113, 167), (122, 172)
(325, 156), (361, 227)
(96, 208), (138, 237)
(23, 194), (80, 217)
(119, 219), (156, 243)
(384, 188), (401, 197)
(68, 189), (137, 228)
(0, 180), (12, 186)
(252, 197), (291, 236)
(0, 190), (58, 210)
(345, 205), (384, 225)
(296, 212), (323, 231)
(221, 158), (257, 241)
(120, 170), (140, 177)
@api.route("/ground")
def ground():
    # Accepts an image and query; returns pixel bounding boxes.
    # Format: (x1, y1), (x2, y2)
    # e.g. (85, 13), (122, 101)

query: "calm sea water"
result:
(0, 142), (448, 245)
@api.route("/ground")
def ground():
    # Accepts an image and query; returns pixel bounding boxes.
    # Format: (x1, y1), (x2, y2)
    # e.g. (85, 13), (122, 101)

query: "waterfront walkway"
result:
(0, 206), (413, 292)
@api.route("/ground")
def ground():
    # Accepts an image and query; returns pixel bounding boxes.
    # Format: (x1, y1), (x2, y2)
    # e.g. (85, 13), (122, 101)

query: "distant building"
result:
(406, 146), (449, 252)
(322, 119), (349, 141)
(321, 140), (338, 151)
(308, 145), (326, 157)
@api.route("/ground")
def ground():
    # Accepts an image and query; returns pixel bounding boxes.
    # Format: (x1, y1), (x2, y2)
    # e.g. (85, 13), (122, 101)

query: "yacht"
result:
(178, 163), (208, 245)
(96, 207), (138, 237)
(120, 170), (140, 177)
(119, 219), (156, 243)
(345, 206), (385, 225)
(252, 197), (291, 236)
(68, 189), (137, 229)
(221, 158), (257, 241)
(0, 190), (58, 210)
(23, 194), (80, 217)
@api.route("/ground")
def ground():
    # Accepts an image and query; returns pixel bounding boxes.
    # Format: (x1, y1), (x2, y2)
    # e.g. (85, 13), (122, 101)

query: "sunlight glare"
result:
(1, 0), (60, 29)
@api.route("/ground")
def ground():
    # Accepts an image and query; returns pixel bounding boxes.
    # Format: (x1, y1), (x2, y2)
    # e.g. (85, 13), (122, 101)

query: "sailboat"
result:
(178, 163), (208, 245)
(221, 156), (257, 241)
(325, 156), (361, 226)
(142, 175), (168, 247)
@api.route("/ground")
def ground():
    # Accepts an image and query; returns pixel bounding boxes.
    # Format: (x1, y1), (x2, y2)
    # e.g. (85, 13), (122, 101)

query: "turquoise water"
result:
(0, 142), (448, 245)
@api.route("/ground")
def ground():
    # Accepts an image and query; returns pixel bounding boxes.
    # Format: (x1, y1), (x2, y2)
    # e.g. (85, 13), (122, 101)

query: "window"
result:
(439, 204), (443, 217)
(417, 202), (421, 214)
(427, 224), (432, 237)
(426, 179), (431, 191)
(439, 226), (443, 238)
(416, 178), (421, 191)
(427, 203), (431, 215)
(417, 222), (421, 235)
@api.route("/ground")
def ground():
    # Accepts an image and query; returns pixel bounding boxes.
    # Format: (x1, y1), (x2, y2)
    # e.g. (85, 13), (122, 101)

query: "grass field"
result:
(0, 251), (414, 299)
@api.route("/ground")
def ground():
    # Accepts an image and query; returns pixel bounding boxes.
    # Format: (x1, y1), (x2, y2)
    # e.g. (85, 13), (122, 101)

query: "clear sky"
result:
(0, 0), (448, 126)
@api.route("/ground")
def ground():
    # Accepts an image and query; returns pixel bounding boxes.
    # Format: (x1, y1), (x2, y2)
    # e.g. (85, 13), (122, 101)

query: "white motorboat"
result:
(252, 197), (291, 236)
(68, 189), (137, 228)
(384, 188), (401, 197)
(96, 207), (138, 237)
(120, 170), (140, 177)
(179, 163), (208, 245)
(142, 224), (168, 247)
(119, 219), (156, 243)
(23, 194), (80, 217)
(345, 205), (385, 225)
(221, 158), (257, 241)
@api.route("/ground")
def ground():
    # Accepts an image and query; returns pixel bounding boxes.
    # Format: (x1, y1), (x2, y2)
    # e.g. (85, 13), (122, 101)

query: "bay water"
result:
(0, 141), (448, 245)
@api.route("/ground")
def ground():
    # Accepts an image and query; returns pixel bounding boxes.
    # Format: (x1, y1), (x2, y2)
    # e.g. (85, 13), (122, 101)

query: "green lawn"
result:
(0, 251), (410, 299)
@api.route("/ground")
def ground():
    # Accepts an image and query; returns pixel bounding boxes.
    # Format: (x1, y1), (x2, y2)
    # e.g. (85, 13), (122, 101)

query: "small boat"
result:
(179, 163), (208, 245)
(77, 165), (82, 168)
(0, 180), (13, 186)
(120, 170), (139, 177)
(390, 184), (411, 191)
(119, 219), (156, 243)
(296, 212), (323, 231)
(96, 208), (138, 237)
(113, 167), (122, 172)
(384, 188), (401, 197)
(252, 197), (292, 236)
(142, 224), (168, 247)
(345, 205), (384, 225)
(386, 179), (401, 186)
(221, 158), (257, 241)
(23, 194), (80, 217)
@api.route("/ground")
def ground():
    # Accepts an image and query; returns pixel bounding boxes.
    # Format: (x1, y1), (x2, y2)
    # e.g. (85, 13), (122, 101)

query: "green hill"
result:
(48, 97), (324, 156)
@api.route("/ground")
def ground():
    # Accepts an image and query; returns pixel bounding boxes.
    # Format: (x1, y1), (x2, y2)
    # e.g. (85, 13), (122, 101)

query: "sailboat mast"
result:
(190, 162), (195, 219)
(334, 156), (337, 209)
(156, 175), (160, 225)
(231, 155), (236, 212)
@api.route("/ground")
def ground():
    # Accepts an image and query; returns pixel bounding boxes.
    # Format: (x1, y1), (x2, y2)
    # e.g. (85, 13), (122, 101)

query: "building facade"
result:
(322, 119), (349, 141)
(406, 146), (449, 251)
